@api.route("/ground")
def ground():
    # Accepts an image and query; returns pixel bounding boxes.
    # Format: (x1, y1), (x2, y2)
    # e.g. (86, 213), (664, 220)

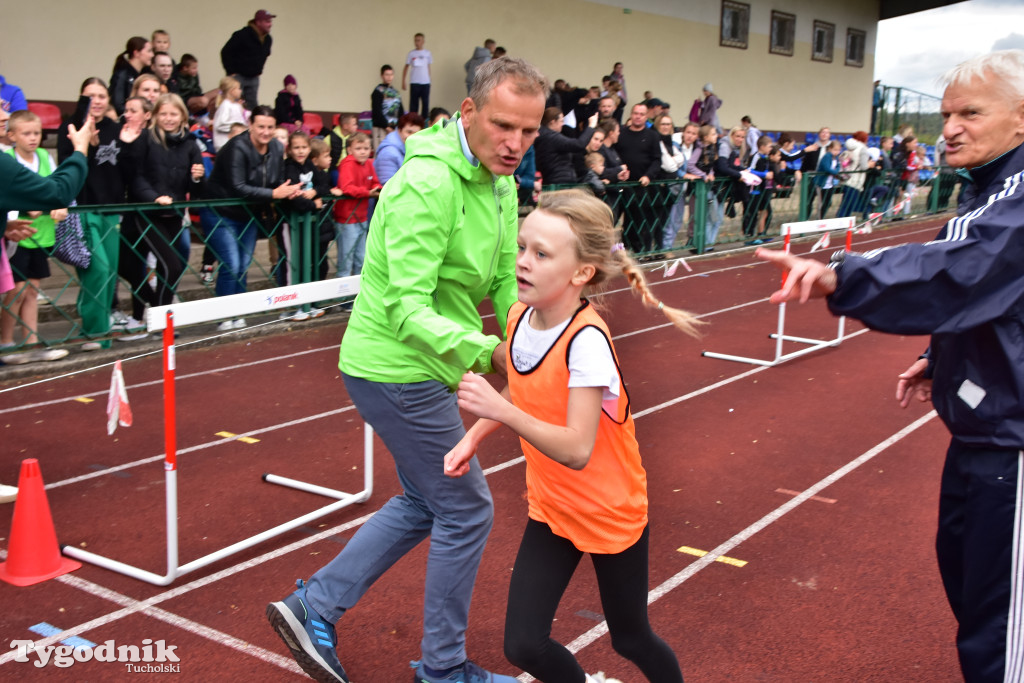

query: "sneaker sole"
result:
(265, 602), (348, 683)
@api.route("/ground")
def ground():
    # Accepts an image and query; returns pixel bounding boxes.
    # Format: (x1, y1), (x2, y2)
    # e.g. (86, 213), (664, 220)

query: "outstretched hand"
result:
(896, 357), (932, 408)
(755, 247), (838, 304)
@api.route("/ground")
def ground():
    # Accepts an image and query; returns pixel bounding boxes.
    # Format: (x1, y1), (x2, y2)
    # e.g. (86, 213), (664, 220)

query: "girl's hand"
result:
(330, 187), (343, 196)
(191, 163), (205, 180)
(303, 189), (317, 199)
(456, 372), (505, 421)
(443, 436), (476, 478)
(50, 208), (69, 222)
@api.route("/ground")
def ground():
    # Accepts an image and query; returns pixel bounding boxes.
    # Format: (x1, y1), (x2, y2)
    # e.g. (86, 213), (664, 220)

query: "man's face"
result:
(942, 75), (1024, 170)
(179, 61), (198, 78)
(461, 80), (544, 176)
(382, 69), (394, 86)
(255, 18), (273, 34)
(648, 105), (662, 120)
(250, 114), (277, 148)
(819, 128), (831, 143)
(598, 98), (615, 119)
(628, 105), (647, 130)
(153, 55), (174, 82)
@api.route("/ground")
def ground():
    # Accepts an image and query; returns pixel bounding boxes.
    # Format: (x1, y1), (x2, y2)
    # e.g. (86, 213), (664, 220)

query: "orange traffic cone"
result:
(0, 459), (81, 586)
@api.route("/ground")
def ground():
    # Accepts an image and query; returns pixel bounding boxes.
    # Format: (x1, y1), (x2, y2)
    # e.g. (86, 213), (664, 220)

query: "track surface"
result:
(0, 218), (962, 682)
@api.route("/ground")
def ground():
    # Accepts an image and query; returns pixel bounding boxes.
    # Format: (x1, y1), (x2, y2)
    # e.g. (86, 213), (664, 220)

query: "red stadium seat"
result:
(27, 101), (62, 132)
(303, 112), (323, 136)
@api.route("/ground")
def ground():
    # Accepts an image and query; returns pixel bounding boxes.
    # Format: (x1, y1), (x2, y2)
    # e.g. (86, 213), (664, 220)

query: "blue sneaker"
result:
(411, 659), (518, 683)
(267, 580), (349, 682)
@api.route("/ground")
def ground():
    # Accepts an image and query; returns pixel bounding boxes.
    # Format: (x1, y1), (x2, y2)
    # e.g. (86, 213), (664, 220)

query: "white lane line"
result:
(44, 404), (358, 491)
(517, 409), (940, 682)
(0, 345), (339, 414)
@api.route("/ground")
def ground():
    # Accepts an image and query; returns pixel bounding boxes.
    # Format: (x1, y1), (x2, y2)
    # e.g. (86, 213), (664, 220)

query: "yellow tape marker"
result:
(74, 397), (94, 403)
(677, 545), (748, 568)
(215, 431), (259, 444)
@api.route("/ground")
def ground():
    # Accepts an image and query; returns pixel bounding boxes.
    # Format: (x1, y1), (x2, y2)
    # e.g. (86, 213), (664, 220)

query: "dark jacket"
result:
(829, 142), (1024, 448)
(615, 126), (661, 181)
(221, 23), (272, 78)
(131, 129), (204, 214)
(207, 131), (284, 223)
(534, 126), (595, 185)
(109, 64), (141, 116)
(57, 108), (129, 206)
(274, 91), (304, 127)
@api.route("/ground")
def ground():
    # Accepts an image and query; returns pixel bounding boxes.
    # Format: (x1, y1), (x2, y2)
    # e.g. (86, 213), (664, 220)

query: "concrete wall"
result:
(2, 0), (877, 133)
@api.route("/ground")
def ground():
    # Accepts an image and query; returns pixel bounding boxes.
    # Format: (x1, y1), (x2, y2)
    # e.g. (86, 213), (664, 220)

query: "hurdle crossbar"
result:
(63, 277), (373, 585)
(702, 217), (854, 367)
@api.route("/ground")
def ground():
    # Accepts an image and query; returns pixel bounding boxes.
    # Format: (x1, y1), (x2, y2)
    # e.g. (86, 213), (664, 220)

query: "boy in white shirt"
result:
(402, 32), (432, 118)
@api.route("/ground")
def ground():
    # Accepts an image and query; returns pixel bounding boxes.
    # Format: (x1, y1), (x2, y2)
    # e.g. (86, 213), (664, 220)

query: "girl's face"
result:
(586, 130), (605, 152)
(136, 79), (162, 103)
(123, 100), (150, 128)
(703, 130), (718, 146)
(515, 209), (592, 316)
(274, 128), (290, 148)
(906, 139), (918, 152)
(152, 34), (170, 53)
(289, 136), (311, 164)
(230, 84), (243, 101)
(82, 83), (110, 121)
(156, 103), (183, 133)
(604, 124), (619, 145)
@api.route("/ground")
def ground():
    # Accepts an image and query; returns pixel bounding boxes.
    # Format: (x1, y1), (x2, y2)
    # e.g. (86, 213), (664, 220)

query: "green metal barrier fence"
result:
(1, 172), (961, 357)
(0, 196), (352, 355)
(545, 167), (959, 258)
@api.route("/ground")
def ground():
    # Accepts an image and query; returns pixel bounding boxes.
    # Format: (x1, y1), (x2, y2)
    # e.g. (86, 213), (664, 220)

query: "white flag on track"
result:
(106, 359), (133, 435)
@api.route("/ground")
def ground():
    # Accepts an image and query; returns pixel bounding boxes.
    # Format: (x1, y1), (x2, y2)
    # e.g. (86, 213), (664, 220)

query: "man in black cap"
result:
(221, 9), (275, 111)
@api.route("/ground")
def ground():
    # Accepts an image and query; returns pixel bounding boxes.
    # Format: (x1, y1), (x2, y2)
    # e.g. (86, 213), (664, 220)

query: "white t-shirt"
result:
(405, 49), (432, 84)
(511, 308), (621, 413)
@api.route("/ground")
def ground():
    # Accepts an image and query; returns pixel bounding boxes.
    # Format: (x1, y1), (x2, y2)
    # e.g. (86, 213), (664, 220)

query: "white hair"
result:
(939, 49), (1024, 101)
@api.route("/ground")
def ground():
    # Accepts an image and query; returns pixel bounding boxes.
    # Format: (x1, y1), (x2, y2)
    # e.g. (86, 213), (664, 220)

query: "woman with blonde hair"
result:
(129, 94), (204, 312)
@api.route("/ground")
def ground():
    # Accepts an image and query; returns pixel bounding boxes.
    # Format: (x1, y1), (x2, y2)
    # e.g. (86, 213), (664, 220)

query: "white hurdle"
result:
(701, 217), (855, 367)
(63, 277), (373, 585)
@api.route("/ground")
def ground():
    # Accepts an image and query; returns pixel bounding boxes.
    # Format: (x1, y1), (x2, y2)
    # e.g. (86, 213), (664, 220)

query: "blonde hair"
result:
(216, 77), (240, 108)
(535, 189), (704, 338)
(130, 73), (163, 99)
(149, 93), (189, 147)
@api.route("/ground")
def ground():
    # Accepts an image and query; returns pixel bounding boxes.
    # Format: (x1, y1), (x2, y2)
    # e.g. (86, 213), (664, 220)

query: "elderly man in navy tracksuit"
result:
(757, 49), (1024, 683)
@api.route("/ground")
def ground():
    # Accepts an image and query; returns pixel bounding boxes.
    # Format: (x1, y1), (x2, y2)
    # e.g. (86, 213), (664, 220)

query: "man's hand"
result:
(66, 117), (96, 156)
(5, 219), (36, 242)
(755, 247), (838, 304)
(639, 175), (650, 187)
(896, 358), (932, 408)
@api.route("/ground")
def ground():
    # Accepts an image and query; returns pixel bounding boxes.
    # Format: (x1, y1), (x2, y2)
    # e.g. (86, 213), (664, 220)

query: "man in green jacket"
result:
(268, 58), (547, 683)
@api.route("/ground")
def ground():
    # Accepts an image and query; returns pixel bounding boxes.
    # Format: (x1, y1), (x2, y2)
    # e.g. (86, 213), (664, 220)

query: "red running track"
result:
(0, 218), (962, 682)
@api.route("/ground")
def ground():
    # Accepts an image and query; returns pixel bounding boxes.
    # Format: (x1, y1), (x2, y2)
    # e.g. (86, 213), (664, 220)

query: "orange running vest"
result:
(507, 301), (648, 554)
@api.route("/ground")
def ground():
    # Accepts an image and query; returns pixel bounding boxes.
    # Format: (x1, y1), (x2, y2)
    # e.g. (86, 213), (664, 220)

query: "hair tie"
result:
(658, 301), (664, 310)
(611, 242), (625, 254)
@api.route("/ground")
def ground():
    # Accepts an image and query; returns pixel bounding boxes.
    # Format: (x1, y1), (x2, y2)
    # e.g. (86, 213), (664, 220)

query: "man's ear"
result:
(459, 97), (475, 129)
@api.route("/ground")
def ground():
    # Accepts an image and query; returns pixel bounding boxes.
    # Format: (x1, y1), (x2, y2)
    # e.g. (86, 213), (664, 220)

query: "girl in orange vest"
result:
(445, 189), (699, 683)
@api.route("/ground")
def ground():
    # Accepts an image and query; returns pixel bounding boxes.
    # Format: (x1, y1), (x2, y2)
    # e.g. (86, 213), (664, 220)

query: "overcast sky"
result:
(875, 0), (1024, 96)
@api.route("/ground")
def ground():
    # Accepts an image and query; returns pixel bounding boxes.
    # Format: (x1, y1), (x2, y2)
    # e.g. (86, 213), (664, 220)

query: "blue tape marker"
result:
(28, 622), (96, 650)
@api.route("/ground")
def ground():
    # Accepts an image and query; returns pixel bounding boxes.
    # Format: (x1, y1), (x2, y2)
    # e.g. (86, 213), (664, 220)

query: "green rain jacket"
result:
(338, 114), (519, 389)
